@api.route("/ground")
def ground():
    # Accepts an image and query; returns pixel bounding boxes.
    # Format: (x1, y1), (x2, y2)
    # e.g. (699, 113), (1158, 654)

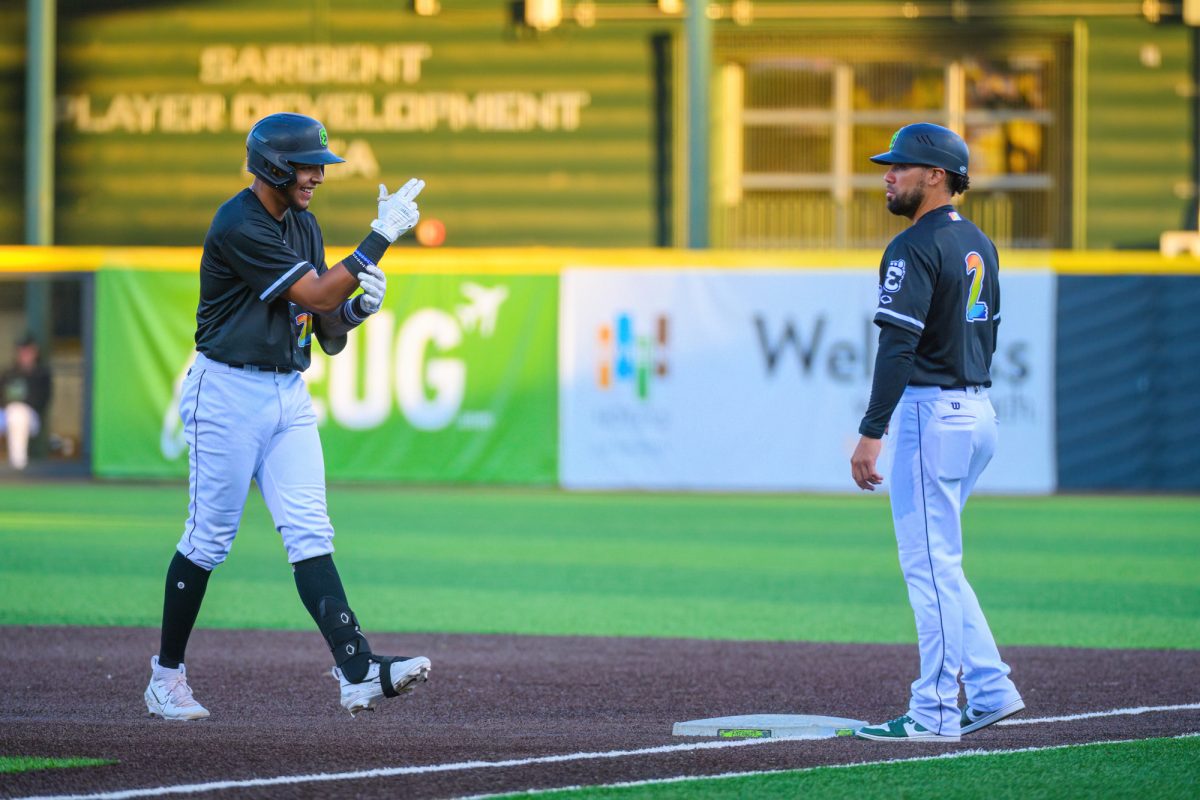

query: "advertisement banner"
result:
(93, 268), (201, 478)
(560, 268), (1056, 493)
(94, 267), (558, 483)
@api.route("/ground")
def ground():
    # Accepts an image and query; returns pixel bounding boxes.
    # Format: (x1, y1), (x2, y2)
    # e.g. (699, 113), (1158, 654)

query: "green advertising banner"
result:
(94, 265), (558, 483)
(93, 268), (200, 477)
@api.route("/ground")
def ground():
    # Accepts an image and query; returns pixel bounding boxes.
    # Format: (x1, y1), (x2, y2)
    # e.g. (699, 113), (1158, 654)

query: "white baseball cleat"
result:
(332, 655), (431, 716)
(145, 656), (210, 720)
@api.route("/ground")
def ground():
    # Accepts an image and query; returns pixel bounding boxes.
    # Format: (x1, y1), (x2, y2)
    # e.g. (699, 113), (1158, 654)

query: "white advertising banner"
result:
(559, 268), (1056, 493)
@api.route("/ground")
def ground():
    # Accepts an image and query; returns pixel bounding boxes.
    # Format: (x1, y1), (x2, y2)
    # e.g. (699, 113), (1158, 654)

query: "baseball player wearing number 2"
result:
(850, 124), (1024, 742)
(144, 113), (430, 720)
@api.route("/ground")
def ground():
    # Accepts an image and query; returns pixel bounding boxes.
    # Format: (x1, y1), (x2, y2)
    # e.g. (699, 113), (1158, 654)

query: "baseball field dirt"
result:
(1, 626), (1197, 799)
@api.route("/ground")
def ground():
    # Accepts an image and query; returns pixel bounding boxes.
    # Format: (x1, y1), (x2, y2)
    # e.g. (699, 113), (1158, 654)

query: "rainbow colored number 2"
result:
(964, 251), (989, 322)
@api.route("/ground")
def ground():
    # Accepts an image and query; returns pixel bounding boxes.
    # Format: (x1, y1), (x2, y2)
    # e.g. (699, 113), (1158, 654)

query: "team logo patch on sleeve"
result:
(883, 259), (907, 293)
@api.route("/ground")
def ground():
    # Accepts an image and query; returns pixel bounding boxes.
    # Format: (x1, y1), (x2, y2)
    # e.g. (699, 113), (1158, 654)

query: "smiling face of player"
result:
(284, 163), (325, 212)
(884, 163), (937, 219)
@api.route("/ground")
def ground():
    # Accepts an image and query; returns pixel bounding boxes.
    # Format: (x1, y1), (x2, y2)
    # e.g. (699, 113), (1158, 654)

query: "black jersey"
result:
(873, 205), (1001, 388)
(194, 188), (327, 371)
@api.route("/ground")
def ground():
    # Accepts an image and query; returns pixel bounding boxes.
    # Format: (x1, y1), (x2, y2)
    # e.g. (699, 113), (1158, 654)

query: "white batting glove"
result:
(357, 263), (387, 315)
(369, 178), (424, 242)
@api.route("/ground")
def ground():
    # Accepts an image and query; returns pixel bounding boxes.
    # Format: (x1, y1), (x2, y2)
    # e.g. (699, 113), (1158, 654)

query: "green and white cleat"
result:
(961, 698), (1025, 734)
(854, 714), (959, 742)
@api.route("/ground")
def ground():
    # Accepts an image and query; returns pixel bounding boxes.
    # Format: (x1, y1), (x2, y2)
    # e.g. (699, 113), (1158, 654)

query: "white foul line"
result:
(996, 702), (1200, 726)
(457, 732), (1200, 800)
(12, 702), (1200, 800)
(10, 739), (787, 800)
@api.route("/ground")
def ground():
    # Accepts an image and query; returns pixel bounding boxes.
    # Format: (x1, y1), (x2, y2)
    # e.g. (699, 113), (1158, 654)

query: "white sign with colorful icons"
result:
(558, 268), (1056, 493)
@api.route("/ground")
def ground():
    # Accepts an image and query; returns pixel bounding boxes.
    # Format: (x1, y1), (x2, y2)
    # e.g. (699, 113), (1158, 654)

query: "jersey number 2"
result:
(964, 251), (989, 322)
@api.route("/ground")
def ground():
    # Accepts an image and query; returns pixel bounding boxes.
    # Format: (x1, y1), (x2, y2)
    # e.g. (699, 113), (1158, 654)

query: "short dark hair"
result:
(947, 172), (970, 196)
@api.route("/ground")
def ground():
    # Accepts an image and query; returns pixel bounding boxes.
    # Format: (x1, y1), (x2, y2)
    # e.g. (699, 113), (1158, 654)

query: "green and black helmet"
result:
(246, 112), (345, 188)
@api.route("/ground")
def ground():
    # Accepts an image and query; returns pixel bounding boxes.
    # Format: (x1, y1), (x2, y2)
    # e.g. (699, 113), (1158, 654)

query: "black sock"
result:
(293, 555), (372, 681)
(158, 551), (212, 669)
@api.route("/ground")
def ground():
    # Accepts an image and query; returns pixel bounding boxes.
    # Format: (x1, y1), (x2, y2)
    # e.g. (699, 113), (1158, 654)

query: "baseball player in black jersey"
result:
(851, 124), (1024, 742)
(144, 112), (431, 720)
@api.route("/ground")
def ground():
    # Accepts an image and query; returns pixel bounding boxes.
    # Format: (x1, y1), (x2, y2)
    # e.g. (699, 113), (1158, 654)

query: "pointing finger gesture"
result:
(397, 178), (425, 203)
(369, 177), (424, 242)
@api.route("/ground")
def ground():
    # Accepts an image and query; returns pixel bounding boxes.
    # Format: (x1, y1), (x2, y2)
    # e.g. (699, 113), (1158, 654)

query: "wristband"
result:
(358, 231), (390, 263)
(340, 295), (369, 326)
(343, 232), (391, 279)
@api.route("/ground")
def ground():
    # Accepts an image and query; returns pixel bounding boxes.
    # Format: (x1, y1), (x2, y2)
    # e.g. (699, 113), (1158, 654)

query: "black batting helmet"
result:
(246, 113), (345, 189)
(869, 123), (969, 176)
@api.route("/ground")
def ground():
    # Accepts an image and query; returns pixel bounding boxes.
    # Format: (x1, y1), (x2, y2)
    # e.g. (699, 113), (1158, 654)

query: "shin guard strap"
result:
(372, 656), (401, 698)
(317, 597), (371, 670)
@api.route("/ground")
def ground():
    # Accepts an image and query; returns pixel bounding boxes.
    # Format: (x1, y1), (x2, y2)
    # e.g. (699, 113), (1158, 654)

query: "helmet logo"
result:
(319, 127), (328, 147)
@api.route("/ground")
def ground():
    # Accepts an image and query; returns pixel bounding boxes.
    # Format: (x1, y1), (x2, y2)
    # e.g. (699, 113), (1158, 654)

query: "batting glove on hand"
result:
(370, 178), (424, 242)
(357, 263), (387, 315)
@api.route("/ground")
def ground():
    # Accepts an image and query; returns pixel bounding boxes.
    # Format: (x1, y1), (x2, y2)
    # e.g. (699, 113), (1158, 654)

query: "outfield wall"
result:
(1055, 275), (1200, 492)
(2, 247), (1197, 492)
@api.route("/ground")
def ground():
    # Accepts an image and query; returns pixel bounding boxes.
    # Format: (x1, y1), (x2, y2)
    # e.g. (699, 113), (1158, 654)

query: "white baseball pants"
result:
(888, 384), (1021, 735)
(1, 402), (40, 469)
(176, 352), (335, 570)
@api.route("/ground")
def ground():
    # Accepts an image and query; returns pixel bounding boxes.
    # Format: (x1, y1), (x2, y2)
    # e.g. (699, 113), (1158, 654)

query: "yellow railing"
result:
(0, 246), (1196, 275)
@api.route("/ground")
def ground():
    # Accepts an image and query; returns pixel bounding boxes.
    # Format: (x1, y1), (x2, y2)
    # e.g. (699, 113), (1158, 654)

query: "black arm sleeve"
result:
(314, 317), (348, 356)
(858, 323), (922, 438)
(313, 295), (372, 355)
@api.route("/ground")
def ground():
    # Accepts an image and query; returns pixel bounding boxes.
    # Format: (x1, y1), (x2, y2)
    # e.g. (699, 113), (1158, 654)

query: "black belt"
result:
(227, 362), (293, 374)
(912, 384), (983, 390)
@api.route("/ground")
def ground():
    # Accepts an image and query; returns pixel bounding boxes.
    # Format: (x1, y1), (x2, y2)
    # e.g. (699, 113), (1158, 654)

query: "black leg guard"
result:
(317, 596), (372, 682)
(293, 555), (347, 626)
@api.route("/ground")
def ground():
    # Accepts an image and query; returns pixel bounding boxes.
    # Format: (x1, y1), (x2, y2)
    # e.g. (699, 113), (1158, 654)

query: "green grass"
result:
(0, 756), (116, 774)
(0, 483), (1197, 649)
(2, 484), (1197, 797)
(492, 735), (1200, 799)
